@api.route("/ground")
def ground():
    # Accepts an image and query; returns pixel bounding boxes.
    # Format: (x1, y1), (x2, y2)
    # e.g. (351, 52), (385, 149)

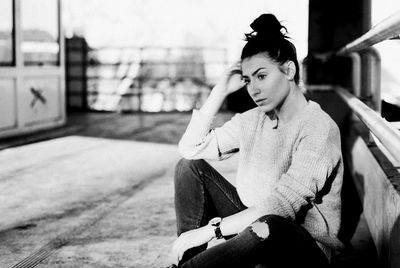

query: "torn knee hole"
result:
(250, 221), (270, 240)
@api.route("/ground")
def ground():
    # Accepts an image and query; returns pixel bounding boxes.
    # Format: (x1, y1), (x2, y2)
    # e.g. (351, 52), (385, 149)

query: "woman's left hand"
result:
(171, 225), (215, 265)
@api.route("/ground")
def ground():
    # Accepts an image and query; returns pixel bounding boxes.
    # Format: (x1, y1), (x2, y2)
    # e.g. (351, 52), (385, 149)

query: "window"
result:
(21, 0), (59, 66)
(0, 0), (14, 66)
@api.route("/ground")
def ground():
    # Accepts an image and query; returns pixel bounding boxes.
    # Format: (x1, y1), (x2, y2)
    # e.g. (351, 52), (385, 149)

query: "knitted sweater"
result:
(178, 100), (344, 259)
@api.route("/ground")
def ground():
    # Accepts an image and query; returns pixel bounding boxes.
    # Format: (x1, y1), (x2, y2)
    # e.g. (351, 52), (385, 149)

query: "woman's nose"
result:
(248, 84), (261, 96)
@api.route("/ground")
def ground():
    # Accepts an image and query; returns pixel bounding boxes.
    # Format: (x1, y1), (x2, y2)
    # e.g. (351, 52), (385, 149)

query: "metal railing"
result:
(337, 11), (400, 54)
(336, 86), (400, 161)
(334, 10), (400, 163)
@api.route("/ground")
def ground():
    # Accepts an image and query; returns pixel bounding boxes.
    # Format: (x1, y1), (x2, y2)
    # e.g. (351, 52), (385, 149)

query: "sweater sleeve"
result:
(178, 109), (240, 160)
(254, 125), (342, 220)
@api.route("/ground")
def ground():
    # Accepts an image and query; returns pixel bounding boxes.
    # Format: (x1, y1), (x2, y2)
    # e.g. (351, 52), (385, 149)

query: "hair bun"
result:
(250, 14), (287, 38)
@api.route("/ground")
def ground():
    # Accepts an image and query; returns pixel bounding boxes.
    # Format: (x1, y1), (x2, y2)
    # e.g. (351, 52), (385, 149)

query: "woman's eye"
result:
(242, 78), (250, 84)
(257, 74), (266, 80)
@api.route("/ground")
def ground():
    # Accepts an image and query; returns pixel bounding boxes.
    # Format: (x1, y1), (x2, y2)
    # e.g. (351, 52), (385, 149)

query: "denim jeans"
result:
(174, 158), (329, 268)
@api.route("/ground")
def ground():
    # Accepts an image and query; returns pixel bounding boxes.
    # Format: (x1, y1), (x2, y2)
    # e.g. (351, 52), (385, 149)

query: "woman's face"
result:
(241, 53), (290, 113)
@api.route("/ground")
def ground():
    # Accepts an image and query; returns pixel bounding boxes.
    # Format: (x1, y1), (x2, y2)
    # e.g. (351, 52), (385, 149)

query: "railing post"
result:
(359, 48), (381, 113)
(347, 52), (362, 123)
(368, 47), (381, 113)
(349, 52), (361, 98)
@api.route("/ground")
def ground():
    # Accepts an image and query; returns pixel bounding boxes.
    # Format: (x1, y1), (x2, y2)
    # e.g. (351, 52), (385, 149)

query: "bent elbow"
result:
(178, 140), (196, 159)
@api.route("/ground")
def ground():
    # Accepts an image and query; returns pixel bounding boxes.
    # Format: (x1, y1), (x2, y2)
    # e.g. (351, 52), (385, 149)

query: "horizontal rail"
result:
(89, 45), (227, 51)
(335, 87), (400, 163)
(338, 10), (400, 54)
(67, 61), (227, 65)
(67, 75), (220, 80)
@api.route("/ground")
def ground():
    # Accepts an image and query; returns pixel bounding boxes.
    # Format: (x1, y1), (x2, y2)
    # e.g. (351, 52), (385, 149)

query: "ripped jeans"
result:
(174, 159), (329, 268)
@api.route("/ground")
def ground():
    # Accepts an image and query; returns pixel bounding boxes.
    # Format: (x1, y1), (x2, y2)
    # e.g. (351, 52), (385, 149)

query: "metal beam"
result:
(338, 11), (400, 54)
(335, 87), (400, 163)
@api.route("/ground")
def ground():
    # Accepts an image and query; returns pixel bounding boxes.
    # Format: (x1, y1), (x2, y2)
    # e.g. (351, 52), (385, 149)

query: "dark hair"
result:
(241, 14), (300, 84)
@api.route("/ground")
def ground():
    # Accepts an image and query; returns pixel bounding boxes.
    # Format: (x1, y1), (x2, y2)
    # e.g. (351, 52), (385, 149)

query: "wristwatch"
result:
(209, 217), (223, 239)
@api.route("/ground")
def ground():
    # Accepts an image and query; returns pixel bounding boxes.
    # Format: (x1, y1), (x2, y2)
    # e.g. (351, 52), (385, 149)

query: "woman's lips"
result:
(255, 98), (267, 104)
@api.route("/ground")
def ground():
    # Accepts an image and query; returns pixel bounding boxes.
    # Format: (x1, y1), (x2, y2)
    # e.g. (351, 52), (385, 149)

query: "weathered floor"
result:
(0, 138), (237, 268)
(0, 111), (236, 268)
(0, 137), (176, 267)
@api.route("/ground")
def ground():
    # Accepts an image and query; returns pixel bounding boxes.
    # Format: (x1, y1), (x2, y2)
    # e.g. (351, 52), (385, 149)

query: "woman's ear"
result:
(285, 61), (296, 81)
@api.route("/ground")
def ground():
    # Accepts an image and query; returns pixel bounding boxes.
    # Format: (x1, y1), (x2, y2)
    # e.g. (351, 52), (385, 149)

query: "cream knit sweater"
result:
(178, 100), (344, 258)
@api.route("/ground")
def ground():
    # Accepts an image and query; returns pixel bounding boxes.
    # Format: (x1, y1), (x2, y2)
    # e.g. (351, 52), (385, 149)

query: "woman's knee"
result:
(175, 158), (201, 171)
(175, 158), (202, 175)
(174, 158), (205, 184)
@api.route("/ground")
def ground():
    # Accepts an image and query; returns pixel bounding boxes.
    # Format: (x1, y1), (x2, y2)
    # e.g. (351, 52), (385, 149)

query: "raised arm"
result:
(178, 64), (246, 160)
(199, 63), (245, 116)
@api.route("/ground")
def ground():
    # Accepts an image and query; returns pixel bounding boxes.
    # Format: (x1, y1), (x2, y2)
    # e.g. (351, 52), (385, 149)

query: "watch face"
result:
(210, 217), (222, 226)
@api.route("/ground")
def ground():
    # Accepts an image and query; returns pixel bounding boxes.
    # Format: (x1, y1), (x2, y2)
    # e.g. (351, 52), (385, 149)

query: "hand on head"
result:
(214, 61), (246, 96)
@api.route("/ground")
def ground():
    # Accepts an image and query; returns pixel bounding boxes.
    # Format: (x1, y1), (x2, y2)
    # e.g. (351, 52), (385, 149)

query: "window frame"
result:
(20, 0), (60, 67)
(0, 0), (16, 66)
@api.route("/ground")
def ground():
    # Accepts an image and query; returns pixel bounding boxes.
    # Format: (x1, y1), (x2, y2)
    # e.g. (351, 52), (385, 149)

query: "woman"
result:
(170, 14), (343, 268)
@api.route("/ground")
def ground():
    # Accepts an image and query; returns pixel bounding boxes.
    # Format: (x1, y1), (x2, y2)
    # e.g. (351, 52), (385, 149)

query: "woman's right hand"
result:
(199, 62), (246, 116)
(213, 62), (246, 96)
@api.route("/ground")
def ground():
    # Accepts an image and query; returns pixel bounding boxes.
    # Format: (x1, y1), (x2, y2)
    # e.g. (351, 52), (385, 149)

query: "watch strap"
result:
(214, 225), (223, 239)
(209, 217), (223, 239)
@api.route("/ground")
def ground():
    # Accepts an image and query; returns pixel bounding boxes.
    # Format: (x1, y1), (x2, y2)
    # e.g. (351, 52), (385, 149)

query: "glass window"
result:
(21, 0), (59, 66)
(0, 0), (14, 66)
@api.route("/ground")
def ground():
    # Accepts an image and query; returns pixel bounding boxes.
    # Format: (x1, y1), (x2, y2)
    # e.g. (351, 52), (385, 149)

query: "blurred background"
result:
(0, 0), (399, 136)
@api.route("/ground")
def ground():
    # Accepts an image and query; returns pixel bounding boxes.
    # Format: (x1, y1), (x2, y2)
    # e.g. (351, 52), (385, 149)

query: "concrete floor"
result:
(0, 111), (236, 268)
